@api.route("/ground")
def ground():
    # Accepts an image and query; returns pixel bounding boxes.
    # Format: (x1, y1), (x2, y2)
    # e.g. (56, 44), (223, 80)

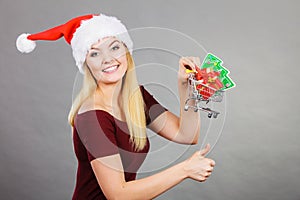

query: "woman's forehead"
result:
(91, 36), (119, 49)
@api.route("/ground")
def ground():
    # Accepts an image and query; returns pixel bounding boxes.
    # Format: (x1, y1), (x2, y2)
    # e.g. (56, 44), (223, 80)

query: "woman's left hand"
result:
(178, 56), (201, 85)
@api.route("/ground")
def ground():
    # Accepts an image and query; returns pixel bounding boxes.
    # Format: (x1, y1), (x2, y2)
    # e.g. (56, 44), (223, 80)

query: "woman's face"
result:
(85, 37), (128, 85)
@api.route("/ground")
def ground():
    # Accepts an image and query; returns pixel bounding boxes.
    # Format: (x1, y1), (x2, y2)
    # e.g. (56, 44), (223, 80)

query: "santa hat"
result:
(16, 14), (133, 74)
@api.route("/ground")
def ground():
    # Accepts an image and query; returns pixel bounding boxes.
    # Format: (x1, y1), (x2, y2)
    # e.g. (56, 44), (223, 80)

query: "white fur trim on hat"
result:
(71, 14), (133, 74)
(16, 33), (36, 53)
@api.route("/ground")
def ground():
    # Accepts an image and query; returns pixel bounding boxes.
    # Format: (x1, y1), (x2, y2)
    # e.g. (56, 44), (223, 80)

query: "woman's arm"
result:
(91, 144), (215, 200)
(148, 57), (201, 144)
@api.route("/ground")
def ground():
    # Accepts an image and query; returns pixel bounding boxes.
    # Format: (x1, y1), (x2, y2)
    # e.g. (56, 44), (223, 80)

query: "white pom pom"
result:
(16, 33), (36, 53)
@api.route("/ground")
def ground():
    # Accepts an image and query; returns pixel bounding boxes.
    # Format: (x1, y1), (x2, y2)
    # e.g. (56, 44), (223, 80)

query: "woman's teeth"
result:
(102, 65), (119, 73)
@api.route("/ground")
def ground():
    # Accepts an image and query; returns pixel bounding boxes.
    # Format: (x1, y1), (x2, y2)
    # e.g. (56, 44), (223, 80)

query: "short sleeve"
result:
(75, 111), (119, 162)
(140, 85), (168, 126)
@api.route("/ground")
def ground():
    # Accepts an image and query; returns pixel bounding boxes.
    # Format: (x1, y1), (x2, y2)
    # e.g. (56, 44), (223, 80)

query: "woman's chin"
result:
(101, 76), (123, 85)
(98, 70), (127, 85)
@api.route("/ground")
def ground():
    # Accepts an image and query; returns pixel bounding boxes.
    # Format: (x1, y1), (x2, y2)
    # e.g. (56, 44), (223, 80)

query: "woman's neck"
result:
(95, 81), (122, 109)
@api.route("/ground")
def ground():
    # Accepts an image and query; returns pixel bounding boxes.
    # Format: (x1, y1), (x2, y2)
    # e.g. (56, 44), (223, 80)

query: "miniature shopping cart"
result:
(184, 73), (224, 118)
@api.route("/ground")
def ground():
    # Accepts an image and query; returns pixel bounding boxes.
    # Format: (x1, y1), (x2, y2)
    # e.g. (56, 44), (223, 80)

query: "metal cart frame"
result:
(184, 74), (224, 118)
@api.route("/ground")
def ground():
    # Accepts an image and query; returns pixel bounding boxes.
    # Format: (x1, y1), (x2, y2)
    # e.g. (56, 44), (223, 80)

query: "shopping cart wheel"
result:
(184, 105), (189, 111)
(213, 113), (218, 118)
(208, 113), (212, 118)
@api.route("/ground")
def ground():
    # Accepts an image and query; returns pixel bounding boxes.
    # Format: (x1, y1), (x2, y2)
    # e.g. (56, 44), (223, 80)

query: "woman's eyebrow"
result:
(108, 40), (120, 47)
(90, 40), (119, 50)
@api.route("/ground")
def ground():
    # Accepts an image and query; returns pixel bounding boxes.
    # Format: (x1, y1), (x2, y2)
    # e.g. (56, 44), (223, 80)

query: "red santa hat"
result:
(16, 14), (133, 74)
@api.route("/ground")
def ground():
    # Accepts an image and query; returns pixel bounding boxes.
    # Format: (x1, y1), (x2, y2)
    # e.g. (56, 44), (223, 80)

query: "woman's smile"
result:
(102, 64), (120, 73)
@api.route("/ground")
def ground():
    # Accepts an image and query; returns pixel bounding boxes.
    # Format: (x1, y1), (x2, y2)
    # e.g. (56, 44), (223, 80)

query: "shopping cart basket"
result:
(184, 73), (224, 118)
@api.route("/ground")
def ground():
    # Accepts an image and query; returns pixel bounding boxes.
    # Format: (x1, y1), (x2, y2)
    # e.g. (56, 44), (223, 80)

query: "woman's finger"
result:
(179, 57), (197, 71)
(199, 143), (211, 157)
(198, 175), (207, 182)
(201, 171), (211, 178)
(186, 56), (201, 69)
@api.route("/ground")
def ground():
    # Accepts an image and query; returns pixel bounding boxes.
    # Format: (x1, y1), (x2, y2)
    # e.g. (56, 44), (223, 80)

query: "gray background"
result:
(1, 0), (299, 199)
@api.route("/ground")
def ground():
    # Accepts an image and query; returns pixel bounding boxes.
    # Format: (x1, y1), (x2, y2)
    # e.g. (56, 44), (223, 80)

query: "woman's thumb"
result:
(199, 143), (211, 157)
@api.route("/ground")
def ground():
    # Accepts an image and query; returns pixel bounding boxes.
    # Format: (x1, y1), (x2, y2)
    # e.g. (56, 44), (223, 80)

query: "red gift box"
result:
(195, 67), (223, 100)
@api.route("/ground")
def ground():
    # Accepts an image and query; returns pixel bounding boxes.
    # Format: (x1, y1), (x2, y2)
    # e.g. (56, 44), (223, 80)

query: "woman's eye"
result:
(111, 45), (120, 51)
(90, 52), (99, 57)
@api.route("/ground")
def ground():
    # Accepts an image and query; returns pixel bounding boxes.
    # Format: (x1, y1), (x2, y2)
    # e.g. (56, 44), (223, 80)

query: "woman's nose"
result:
(102, 52), (115, 64)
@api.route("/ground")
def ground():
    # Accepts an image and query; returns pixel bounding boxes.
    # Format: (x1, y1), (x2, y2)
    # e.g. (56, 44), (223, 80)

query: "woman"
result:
(16, 13), (215, 200)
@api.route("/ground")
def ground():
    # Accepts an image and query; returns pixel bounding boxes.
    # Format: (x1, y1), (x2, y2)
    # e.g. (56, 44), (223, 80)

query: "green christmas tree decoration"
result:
(200, 53), (236, 91)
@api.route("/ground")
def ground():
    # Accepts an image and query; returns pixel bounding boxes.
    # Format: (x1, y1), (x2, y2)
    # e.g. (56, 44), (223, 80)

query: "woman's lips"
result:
(102, 65), (119, 73)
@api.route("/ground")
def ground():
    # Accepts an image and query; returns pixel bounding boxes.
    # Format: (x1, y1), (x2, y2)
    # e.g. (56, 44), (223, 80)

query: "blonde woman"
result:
(16, 14), (215, 200)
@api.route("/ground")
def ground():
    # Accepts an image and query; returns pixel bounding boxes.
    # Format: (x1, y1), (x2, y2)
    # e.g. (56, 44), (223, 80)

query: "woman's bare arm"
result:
(147, 57), (201, 145)
(91, 144), (215, 200)
(147, 110), (199, 144)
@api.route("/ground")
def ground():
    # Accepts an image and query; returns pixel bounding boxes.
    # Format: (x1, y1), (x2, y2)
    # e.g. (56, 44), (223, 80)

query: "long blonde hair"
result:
(68, 51), (147, 151)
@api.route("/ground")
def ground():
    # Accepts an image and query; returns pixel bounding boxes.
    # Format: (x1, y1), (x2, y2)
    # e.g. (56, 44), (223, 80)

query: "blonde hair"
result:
(68, 51), (147, 151)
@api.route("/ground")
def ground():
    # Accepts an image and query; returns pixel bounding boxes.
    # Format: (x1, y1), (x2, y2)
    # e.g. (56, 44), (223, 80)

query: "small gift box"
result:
(195, 67), (223, 100)
(196, 84), (214, 100)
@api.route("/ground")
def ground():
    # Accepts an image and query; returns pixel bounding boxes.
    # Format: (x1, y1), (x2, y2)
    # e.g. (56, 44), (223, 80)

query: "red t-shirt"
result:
(72, 85), (167, 200)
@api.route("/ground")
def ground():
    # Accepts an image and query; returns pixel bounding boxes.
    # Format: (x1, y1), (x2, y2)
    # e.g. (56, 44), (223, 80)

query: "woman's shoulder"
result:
(76, 97), (123, 124)
(139, 84), (154, 102)
(75, 109), (114, 131)
(139, 84), (145, 91)
(139, 84), (149, 98)
(77, 96), (96, 115)
(77, 95), (107, 113)
(76, 97), (111, 119)
(78, 85), (145, 114)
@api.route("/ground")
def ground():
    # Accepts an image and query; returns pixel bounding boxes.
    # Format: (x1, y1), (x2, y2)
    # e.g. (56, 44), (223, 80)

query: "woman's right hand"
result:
(183, 144), (216, 182)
